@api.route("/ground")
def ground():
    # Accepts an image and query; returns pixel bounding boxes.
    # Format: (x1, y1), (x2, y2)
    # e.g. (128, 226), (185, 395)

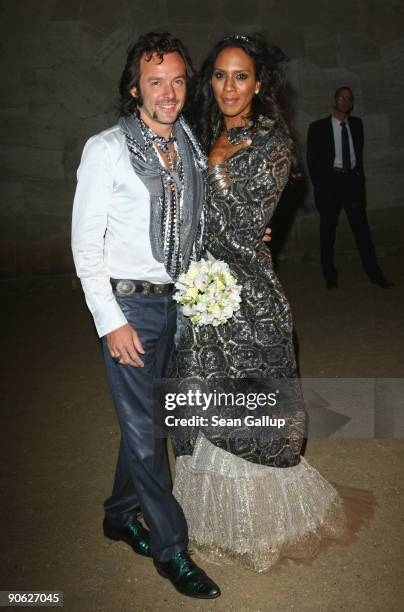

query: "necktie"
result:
(341, 122), (351, 171)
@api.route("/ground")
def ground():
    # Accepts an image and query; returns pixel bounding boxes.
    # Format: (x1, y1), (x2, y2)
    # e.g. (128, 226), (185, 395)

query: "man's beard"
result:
(141, 100), (181, 125)
(151, 110), (176, 124)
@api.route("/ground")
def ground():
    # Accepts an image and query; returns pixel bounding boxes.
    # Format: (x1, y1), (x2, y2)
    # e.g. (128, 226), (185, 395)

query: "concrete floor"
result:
(1, 252), (403, 612)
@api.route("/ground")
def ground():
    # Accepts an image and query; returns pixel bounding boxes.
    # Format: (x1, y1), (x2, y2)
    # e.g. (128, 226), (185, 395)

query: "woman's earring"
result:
(255, 89), (260, 95)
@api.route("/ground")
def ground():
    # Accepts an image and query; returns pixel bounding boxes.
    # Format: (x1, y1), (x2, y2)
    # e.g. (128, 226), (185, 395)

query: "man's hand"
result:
(106, 323), (145, 368)
(262, 226), (272, 242)
(253, 226), (272, 249)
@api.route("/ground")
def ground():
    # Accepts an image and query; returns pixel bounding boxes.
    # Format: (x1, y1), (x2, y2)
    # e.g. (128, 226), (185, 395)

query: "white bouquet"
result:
(173, 258), (242, 327)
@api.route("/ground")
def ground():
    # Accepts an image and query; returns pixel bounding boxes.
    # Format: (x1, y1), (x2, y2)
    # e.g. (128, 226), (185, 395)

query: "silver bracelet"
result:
(208, 163), (232, 192)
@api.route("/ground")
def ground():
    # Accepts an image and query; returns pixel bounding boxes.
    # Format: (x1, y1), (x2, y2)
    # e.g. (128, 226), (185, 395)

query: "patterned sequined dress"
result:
(170, 117), (347, 572)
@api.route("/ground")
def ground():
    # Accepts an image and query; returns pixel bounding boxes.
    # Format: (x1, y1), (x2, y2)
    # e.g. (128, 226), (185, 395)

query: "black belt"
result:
(111, 279), (175, 296)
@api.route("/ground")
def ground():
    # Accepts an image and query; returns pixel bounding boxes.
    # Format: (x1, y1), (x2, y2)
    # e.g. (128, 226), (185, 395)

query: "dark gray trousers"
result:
(102, 289), (188, 562)
(316, 172), (381, 282)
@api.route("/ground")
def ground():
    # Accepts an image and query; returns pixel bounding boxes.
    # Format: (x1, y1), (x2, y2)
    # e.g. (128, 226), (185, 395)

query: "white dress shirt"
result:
(71, 124), (172, 338)
(331, 115), (356, 169)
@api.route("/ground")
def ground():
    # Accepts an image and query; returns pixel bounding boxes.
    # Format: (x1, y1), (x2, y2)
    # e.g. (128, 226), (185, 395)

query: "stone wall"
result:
(1, 0), (404, 276)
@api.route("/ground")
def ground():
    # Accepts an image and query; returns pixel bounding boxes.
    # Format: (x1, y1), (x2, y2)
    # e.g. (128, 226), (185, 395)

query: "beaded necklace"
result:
(139, 117), (185, 276)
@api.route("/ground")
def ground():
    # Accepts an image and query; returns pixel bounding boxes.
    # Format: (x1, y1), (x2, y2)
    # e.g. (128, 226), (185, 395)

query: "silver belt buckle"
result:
(154, 284), (166, 295)
(142, 281), (152, 295)
(116, 280), (136, 295)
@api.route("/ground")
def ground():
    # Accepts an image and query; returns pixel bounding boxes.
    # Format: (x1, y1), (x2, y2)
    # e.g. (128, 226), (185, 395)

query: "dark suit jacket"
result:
(306, 115), (365, 197)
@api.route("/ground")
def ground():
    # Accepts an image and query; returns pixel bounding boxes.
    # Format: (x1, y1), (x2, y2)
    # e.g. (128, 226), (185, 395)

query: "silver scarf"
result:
(119, 113), (206, 280)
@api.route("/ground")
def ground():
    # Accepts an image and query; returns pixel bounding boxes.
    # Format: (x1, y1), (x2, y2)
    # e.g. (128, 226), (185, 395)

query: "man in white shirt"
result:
(72, 32), (221, 599)
(306, 86), (393, 289)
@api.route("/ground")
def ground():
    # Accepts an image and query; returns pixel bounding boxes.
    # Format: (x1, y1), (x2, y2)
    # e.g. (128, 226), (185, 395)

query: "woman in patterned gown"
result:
(169, 34), (347, 572)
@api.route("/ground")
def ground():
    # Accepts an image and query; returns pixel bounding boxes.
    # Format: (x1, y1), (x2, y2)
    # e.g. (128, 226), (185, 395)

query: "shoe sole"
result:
(103, 522), (152, 558)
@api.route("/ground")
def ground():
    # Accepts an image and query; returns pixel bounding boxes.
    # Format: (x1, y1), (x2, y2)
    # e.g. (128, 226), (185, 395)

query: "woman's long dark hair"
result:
(190, 34), (299, 175)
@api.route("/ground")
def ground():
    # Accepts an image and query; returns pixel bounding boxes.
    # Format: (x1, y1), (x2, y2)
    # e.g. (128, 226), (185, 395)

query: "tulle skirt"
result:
(173, 432), (374, 573)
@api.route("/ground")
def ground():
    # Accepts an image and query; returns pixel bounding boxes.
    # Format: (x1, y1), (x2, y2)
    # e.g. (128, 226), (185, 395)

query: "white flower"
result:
(186, 262), (199, 280)
(174, 258), (242, 327)
(186, 287), (199, 301)
(182, 304), (194, 316)
(196, 300), (207, 313)
(199, 312), (213, 325)
(211, 260), (227, 275)
(194, 274), (209, 291)
(221, 305), (233, 318)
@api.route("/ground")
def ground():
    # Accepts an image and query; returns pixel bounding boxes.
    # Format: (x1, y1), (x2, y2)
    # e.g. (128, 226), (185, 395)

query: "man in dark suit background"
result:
(306, 86), (393, 289)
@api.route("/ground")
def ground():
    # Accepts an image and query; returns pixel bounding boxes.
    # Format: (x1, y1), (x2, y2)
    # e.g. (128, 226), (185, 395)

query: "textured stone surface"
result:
(264, 25), (305, 58)
(162, 23), (216, 63)
(298, 61), (361, 117)
(29, 104), (79, 133)
(169, 0), (221, 24)
(1, 0), (55, 22)
(0, 0), (403, 276)
(351, 61), (398, 114)
(390, 108), (404, 147)
(0, 182), (24, 214)
(304, 26), (338, 68)
(338, 34), (381, 66)
(362, 113), (390, 150)
(23, 178), (75, 214)
(0, 146), (65, 180)
(51, 0), (82, 22)
(381, 38), (404, 93)
(80, 0), (129, 35)
(52, 60), (113, 118)
(0, 57), (26, 109)
(388, 148), (404, 207)
(0, 116), (66, 149)
(365, 1), (404, 46)
(95, 26), (134, 79)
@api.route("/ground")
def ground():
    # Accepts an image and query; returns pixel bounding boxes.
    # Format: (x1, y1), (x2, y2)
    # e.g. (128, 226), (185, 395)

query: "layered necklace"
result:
(139, 117), (184, 278)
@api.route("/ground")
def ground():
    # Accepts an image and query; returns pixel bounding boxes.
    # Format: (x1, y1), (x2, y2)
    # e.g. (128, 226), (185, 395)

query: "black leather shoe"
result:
(154, 551), (221, 599)
(103, 516), (151, 557)
(370, 276), (394, 288)
(326, 279), (338, 289)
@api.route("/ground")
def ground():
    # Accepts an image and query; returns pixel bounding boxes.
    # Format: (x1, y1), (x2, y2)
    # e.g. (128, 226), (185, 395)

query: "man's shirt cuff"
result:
(91, 299), (128, 338)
